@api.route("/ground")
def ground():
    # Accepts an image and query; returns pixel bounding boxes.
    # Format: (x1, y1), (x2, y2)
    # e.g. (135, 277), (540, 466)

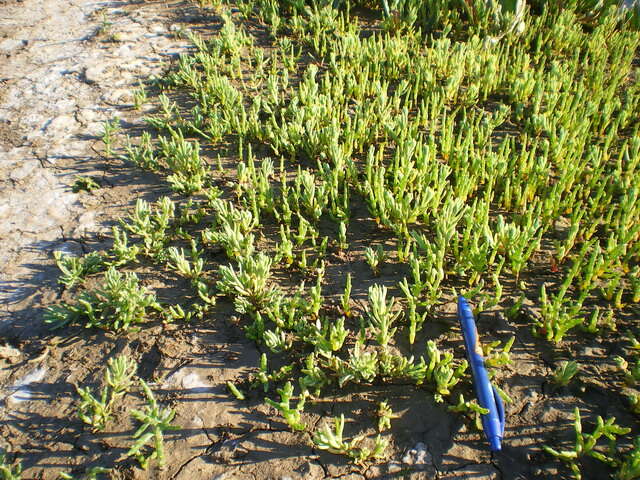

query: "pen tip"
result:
(489, 437), (502, 452)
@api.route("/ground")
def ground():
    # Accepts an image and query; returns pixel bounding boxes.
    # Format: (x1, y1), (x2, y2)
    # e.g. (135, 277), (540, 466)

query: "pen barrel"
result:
(458, 296), (503, 452)
(471, 356), (503, 450)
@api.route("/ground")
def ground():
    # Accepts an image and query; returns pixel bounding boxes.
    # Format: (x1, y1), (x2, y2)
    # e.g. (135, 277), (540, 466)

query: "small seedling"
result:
(108, 226), (140, 266)
(265, 381), (306, 431)
(76, 383), (111, 431)
(101, 117), (120, 157)
(617, 436), (640, 480)
(54, 251), (104, 288)
(125, 132), (158, 171)
(313, 414), (353, 454)
(264, 328), (290, 353)
(72, 176), (100, 193)
(166, 240), (204, 283)
(133, 82), (148, 110)
(217, 252), (278, 314)
(337, 221), (348, 250)
(448, 393), (490, 430)
(483, 336), (515, 369)
(96, 11), (112, 36)
(341, 273), (352, 317)
(77, 354), (137, 431)
(376, 400), (398, 432)
(626, 393), (640, 415)
(227, 381), (246, 400)
(127, 197), (175, 258)
(106, 354), (138, 395)
(299, 353), (329, 397)
(552, 361), (580, 387)
(253, 354), (270, 392)
(127, 379), (179, 469)
(615, 356), (640, 386)
(366, 284), (401, 347)
(313, 414), (388, 463)
(309, 316), (349, 356)
(338, 341), (380, 386)
(365, 245), (387, 276)
(544, 408), (630, 479)
(424, 340), (468, 402)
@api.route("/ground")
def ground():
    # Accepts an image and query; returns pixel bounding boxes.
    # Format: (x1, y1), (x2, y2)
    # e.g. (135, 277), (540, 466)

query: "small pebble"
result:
(402, 442), (433, 470)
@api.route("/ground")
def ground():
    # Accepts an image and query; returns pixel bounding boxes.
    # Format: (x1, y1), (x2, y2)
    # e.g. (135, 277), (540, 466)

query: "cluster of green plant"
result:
(36, 0), (640, 473)
(101, 117), (120, 158)
(0, 357), (177, 477)
(44, 267), (161, 331)
(127, 379), (179, 469)
(130, 0), (640, 468)
(618, 437), (640, 480)
(74, 354), (178, 471)
(448, 393), (490, 430)
(54, 251), (104, 288)
(544, 408), (630, 480)
(217, 252), (278, 314)
(129, 0), (640, 343)
(313, 414), (388, 464)
(552, 360), (580, 387)
(77, 355), (137, 431)
(120, 197), (175, 260)
(72, 176), (101, 193)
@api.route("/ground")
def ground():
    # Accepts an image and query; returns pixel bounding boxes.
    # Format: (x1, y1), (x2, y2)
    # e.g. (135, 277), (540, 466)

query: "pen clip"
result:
(491, 383), (506, 436)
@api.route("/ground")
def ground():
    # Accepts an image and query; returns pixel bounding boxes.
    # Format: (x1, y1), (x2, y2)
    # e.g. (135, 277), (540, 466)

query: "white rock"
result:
(52, 240), (84, 258)
(76, 108), (100, 125)
(402, 442), (433, 470)
(6, 367), (48, 404)
(163, 368), (211, 393)
(9, 160), (39, 182)
(0, 38), (27, 53)
(84, 65), (103, 84)
(72, 211), (97, 237)
(101, 88), (131, 104)
(189, 415), (204, 428)
(1, 147), (29, 168)
(115, 44), (135, 58)
(45, 115), (76, 136)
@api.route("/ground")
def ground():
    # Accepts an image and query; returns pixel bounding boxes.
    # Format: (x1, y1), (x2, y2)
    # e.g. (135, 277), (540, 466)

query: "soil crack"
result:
(169, 453), (202, 480)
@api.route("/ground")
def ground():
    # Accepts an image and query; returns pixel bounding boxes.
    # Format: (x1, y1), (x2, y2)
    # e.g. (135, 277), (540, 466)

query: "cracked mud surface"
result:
(0, 0), (192, 328)
(1, 1), (638, 479)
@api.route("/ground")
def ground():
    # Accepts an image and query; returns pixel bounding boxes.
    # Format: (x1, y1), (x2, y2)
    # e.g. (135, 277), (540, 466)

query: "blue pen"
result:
(457, 296), (505, 452)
